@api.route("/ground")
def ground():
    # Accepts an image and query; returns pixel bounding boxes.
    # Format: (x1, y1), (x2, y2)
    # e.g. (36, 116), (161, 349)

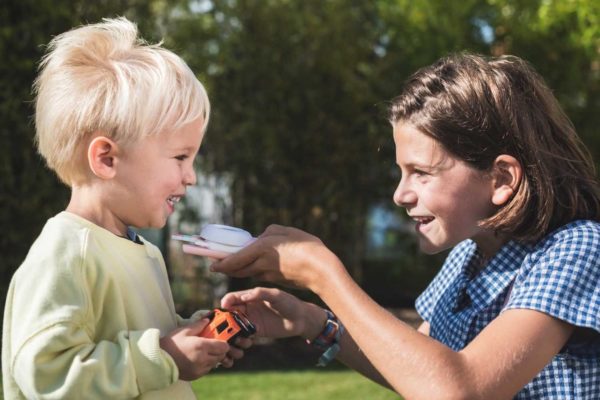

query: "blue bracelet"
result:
(307, 310), (345, 367)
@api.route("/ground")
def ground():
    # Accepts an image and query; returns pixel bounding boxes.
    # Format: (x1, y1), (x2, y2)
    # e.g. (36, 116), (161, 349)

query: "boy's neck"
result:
(66, 184), (128, 237)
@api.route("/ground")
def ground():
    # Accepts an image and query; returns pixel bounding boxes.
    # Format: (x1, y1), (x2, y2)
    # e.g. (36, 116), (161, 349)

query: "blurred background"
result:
(1, 0), (599, 376)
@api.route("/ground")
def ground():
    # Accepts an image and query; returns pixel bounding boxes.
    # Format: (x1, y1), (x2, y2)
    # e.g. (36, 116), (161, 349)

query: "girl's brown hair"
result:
(389, 53), (600, 242)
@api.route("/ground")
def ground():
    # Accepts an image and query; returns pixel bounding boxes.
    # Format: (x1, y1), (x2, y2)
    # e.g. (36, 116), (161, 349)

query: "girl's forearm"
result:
(311, 260), (471, 399)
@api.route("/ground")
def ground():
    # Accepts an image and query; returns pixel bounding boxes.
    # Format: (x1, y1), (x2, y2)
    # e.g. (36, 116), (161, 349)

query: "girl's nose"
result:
(393, 179), (417, 207)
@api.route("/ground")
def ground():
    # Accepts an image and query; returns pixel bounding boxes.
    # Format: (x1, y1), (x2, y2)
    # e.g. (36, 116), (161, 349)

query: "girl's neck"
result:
(472, 230), (508, 267)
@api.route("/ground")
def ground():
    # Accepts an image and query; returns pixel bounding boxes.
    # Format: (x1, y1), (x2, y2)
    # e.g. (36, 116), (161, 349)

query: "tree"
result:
(165, 0), (386, 284)
(161, 0), (599, 303)
(0, 0), (167, 311)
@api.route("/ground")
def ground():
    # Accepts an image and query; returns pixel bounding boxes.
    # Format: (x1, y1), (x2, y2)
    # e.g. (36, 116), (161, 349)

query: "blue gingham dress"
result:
(415, 220), (600, 399)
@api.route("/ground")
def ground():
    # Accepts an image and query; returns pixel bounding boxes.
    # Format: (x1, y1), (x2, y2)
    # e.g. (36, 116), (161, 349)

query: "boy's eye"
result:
(175, 155), (188, 161)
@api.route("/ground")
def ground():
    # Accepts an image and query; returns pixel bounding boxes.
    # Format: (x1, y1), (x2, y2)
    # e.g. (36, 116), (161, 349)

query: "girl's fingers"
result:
(240, 287), (283, 303)
(220, 356), (234, 368)
(232, 337), (253, 350)
(210, 240), (263, 275)
(260, 224), (289, 237)
(227, 345), (245, 360)
(220, 291), (249, 308)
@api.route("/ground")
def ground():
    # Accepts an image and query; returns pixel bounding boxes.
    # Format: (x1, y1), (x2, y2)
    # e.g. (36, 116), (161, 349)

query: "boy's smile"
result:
(67, 117), (205, 237)
(113, 117), (205, 232)
(392, 123), (499, 255)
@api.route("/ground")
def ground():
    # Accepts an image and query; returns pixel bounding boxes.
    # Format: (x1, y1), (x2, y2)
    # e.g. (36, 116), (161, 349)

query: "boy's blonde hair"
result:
(34, 17), (210, 186)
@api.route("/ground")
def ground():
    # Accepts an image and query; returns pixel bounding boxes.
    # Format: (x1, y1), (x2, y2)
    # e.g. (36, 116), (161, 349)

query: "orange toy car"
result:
(199, 308), (256, 344)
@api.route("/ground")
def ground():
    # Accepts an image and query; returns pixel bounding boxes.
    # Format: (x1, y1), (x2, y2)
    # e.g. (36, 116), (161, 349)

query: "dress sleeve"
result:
(504, 223), (600, 332)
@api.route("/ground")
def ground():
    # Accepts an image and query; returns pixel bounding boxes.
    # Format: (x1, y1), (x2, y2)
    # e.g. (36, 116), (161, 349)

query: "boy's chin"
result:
(135, 218), (168, 231)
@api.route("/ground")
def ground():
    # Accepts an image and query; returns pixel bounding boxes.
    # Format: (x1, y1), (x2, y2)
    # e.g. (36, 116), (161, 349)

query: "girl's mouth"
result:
(413, 216), (435, 232)
(413, 216), (434, 225)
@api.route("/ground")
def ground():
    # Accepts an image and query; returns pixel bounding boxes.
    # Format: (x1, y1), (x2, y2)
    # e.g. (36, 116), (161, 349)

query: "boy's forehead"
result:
(162, 119), (205, 147)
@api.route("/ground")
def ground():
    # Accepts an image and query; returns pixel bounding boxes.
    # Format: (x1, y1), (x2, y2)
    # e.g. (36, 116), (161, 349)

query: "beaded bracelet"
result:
(306, 309), (345, 367)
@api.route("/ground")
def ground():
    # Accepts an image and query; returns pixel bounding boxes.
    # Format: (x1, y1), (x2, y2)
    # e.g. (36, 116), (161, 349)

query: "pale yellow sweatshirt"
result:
(2, 212), (199, 399)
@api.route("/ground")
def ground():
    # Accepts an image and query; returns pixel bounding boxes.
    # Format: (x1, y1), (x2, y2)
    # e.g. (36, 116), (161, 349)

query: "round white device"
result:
(200, 224), (254, 247)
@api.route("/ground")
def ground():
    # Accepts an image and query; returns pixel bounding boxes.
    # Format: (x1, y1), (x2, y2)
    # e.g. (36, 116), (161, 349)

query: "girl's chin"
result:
(417, 237), (452, 255)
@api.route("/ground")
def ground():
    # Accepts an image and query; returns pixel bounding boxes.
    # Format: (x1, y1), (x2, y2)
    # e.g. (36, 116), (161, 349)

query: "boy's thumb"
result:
(187, 318), (210, 336)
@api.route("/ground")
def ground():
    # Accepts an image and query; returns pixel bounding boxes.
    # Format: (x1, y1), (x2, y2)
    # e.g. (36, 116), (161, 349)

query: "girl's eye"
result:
(175, 155), (188, 161)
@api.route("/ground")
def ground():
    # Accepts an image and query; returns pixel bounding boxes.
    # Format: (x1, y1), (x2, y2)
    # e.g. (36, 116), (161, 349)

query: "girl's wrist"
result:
(300, 303), (328, 340)
(305, 249), (346, 295)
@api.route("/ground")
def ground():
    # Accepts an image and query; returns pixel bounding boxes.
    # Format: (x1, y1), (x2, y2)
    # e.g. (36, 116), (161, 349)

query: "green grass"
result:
(0, 369), (401, 399)
(192, 369), (401, 400)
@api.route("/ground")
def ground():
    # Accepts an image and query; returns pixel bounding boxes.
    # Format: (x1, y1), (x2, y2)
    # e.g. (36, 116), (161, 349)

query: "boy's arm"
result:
(4, 253), (179, 398)
(10, 322), (178, 399)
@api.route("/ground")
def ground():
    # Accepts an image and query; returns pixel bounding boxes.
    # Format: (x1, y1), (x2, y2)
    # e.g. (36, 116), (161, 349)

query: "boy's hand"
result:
(160, 319), (229, 381)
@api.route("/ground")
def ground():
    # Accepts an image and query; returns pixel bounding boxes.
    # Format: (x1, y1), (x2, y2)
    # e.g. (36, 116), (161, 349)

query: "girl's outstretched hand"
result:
(211, 225), (342, 292)
(221, 287), (327, 341)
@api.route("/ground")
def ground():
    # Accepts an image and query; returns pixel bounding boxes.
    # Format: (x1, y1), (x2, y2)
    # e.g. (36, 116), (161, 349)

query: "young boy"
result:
(2, 17), (247, 399)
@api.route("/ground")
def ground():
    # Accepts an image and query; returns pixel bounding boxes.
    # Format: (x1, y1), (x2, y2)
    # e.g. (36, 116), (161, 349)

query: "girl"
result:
(212, 53), (600, 399)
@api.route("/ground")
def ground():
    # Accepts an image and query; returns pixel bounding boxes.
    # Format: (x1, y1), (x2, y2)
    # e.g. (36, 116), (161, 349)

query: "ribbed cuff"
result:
(129, 329), (179, 393)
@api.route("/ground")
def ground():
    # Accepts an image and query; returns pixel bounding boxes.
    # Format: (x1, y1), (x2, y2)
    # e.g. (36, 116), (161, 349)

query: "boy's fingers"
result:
(206, 341), (230, 356)
(185, 318), (210, 336)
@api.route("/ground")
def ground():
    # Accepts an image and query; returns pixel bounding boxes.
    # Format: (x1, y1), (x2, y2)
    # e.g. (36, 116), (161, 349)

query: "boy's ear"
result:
(491, 154), (522, 206)
(87, 136), (119, 179)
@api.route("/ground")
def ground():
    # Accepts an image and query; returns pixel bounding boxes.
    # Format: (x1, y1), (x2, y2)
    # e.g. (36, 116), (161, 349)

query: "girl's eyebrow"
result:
(397, 161), (435, 170)
(398, 159), (453, 173)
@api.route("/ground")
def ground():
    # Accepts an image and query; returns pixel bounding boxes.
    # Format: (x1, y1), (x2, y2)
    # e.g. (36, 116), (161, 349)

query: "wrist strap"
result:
(307, 309), (344, 367)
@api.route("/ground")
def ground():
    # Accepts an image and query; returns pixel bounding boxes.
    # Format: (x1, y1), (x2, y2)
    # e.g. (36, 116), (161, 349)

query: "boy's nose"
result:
(184, 167), (197, 186)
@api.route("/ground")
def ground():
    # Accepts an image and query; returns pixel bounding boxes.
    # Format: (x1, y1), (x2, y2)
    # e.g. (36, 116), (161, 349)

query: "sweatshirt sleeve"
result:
(3, 224), (179, 399)
(176, 309), (210, 327)
(11, 323), (178, 399)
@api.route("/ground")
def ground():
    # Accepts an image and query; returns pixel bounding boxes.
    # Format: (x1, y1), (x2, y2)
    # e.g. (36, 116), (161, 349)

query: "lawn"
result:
(192, 369), (401, 400)
(0, 369), (402, 399)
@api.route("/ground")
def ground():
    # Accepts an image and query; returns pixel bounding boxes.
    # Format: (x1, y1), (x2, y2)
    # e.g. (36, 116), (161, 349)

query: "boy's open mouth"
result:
(167, 196), (182, 207)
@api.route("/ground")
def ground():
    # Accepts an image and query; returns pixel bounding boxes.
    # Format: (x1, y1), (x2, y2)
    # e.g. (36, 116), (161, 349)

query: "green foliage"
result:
(486, 0), (600, 160)
(0, 0), (170, 309)
(2, 0), (598, 310)
(164, 1), (392, 282)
